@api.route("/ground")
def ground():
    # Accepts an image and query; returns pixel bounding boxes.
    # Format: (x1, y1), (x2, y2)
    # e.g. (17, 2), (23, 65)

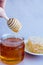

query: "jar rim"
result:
(1, 34), (24, 47)
(1, 34), (24, 40)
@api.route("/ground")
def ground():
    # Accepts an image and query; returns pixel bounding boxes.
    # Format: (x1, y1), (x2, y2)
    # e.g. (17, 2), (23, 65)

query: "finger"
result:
(0, 0), (7, 8)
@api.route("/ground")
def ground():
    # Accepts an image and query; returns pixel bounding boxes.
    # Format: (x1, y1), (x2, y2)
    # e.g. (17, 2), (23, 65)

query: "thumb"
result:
(0, 0), (7, 9)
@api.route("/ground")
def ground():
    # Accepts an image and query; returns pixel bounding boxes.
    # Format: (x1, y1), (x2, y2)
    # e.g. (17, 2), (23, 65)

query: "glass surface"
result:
(1, 34), (25, 65)
(0, 39), (1, 59)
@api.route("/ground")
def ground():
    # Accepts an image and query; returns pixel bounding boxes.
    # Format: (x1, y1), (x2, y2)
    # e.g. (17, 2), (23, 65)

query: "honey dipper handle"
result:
(0, 7), (9, 20)
(3, 12), (9, 20)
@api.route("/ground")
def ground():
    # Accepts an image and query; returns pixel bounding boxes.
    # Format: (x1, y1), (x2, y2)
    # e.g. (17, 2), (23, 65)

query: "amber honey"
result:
(1, 37), (25, 64)
(0, 40), (1, 59)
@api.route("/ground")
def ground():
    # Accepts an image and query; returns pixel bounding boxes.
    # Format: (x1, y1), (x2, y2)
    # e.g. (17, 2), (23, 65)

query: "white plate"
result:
(24, 40), (43, 56)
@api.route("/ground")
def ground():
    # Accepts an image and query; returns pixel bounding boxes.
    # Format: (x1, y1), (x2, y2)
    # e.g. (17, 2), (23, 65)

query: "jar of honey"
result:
(1, 34), (25, 64)
(0, 39), (1, 59)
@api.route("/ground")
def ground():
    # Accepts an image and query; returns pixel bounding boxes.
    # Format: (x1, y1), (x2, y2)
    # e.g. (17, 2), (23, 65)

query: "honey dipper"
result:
(0, 7), (22, 32)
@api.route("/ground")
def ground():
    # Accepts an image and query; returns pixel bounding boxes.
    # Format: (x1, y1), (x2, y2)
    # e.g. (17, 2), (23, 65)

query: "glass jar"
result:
(1, 34), (25, 64)
(0, 39), (1, 59)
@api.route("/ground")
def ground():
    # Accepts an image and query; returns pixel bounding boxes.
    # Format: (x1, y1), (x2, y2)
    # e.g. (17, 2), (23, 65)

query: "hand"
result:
(0, 0), (6, 8)
(0, 0), (6, 17)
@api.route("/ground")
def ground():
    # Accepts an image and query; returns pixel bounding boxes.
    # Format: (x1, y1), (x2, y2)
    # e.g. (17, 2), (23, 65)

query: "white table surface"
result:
(0, 0), (43, 65)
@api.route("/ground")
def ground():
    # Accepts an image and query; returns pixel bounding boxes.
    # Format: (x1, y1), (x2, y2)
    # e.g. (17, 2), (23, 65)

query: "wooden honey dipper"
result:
(0, 7), (22, 32)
